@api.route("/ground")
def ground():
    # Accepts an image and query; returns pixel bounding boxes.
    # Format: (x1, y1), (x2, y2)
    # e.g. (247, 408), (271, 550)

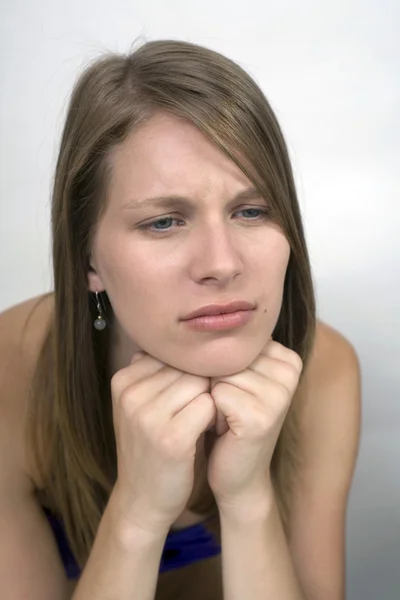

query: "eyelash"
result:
(138, 207), (272, 235)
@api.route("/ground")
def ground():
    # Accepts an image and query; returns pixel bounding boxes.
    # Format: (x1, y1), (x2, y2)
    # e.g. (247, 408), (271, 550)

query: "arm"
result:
(0, 297), (168, 600)
(0, 487), (72, 600)
(71, 486), (168, 600)
(219, 325), (361, 600)
(0, 471), (168, 600)
(0, 298), (72, 599)
(219, 491), (306, 600)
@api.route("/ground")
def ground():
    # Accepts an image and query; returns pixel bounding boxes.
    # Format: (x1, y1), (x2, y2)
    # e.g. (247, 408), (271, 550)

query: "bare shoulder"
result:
(0, 293), (55, 489)
(0, 293), (71, 600)
(305, 318), (360, 382)
(296, 317), (361, 436)
(287, 320), (362, 597)
(294, 316), (362, 490)
(0, 293), (54, 368)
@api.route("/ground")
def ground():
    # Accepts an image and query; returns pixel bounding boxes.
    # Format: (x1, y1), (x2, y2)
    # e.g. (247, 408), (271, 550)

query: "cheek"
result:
(256, 240), (290, 290)
(105, 251), (172, 316)
(99, 236), (148, 286)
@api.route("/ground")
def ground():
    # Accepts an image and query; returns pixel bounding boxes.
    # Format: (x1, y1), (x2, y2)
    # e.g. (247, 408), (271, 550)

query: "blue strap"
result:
(159, 521), (221, 573)
(43, 507), (221, 578)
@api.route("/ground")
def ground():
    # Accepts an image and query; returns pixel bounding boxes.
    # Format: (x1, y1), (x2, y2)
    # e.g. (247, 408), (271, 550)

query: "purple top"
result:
(43, 506), (221, 578)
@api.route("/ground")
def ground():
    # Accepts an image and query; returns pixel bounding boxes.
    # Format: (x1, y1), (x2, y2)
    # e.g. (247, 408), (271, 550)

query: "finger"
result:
(131, 351), (145, 363)
(149, 374), (211, 421)
(171, 392), (217, 444)
(212, 357), (300, 395)
(111, 352), (169, 399)
(258, 340), (303, 373)
(250, 355), (301, 392)
(215, 410), (229, 436)
(211, 369), (263, 397)
(212, 383), (269, 436)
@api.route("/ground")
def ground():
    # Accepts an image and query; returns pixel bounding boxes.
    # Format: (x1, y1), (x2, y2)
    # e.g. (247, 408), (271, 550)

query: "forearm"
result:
(219, 490), (305, 600)
(72, 488), (168, 600)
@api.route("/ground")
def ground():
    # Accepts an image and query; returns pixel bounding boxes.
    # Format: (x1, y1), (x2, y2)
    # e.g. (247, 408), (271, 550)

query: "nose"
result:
(189, 221), (243, 284)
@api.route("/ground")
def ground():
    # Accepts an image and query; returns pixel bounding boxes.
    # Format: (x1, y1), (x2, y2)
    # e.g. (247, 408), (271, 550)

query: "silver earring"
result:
(93, 291), (107, 330)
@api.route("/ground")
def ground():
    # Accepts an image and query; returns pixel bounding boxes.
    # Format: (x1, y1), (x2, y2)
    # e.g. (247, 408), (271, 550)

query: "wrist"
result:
(108, 484), (170, 549)
(217, 484), (276, 526)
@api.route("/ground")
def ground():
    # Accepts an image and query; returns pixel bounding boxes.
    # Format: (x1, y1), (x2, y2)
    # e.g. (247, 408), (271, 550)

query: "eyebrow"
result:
(121, 187), (264, 212)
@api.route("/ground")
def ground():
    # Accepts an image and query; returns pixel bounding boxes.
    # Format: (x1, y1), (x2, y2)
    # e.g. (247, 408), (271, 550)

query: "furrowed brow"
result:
(122, 187), (263, 211)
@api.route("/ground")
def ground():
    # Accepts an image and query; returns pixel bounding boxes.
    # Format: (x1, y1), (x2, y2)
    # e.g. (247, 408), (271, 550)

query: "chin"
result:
(175, 355), (253, 378)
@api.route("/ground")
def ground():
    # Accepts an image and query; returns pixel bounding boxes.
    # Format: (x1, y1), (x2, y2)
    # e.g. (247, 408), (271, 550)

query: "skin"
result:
(88, 111), (291, 384)
(0, 112), (358, 599)
(83, 112), (360, 591)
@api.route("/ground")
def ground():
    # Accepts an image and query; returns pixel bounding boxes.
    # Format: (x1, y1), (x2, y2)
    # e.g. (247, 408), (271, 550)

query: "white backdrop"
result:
(1, 1), (399, 598)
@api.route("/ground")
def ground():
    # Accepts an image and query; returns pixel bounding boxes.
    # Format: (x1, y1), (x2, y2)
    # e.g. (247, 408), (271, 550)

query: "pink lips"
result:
(182, 300), (255, 321)
(182, 308), (255, 332)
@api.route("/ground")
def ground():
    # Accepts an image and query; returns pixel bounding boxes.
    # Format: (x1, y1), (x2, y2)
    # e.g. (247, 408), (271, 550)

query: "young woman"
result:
(0, 39), (361, 600)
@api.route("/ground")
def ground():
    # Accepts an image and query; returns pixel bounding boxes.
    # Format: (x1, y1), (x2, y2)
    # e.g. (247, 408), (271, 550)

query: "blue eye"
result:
(138, 207), (272, 235)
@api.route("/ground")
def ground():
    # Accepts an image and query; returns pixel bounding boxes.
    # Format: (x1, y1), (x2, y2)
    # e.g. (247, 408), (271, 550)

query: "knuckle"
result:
(135, 406), (154, 431)
(158, 430), (183, 457)
(258, 412), (272, 430)
(273, 379), (290, 399)
(118, 388), (135, 414)
(110, 371), (125, 397)
(282, 361), (301, 386)
(211, 381), (229, 396)
(289, 350), (303, 373)
(252, 409), (272, 434)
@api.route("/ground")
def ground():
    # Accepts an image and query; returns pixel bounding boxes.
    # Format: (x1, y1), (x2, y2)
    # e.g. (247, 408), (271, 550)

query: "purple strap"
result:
(43, 507), (221, 579)
(159, 521), (221, 573)
(44, 508), (81, 579)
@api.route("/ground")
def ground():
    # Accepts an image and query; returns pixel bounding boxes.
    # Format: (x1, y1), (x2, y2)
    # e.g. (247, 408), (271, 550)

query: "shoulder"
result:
(296, 318), (361, 406)
(0, 293), (54, 365)
(286, 327), (361, 596)
(295, 318), (362, 491)
(307, 319), (360, 378)
(0, 293), (55, 490)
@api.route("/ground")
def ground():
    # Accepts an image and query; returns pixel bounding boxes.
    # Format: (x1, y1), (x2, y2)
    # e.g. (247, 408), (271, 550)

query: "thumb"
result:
(215, 409), (229, 436)
(210, 379), (229, 436)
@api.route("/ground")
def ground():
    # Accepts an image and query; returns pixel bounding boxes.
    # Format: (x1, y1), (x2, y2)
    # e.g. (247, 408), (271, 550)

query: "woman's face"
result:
(88, 112), (290, 377)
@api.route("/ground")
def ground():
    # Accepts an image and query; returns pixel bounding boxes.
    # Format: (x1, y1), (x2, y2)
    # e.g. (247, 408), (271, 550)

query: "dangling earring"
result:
(93, 291), (107, 330)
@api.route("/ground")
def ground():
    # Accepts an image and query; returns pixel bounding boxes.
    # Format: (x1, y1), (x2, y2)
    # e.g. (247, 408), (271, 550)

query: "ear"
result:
(87, 257), (106, 294)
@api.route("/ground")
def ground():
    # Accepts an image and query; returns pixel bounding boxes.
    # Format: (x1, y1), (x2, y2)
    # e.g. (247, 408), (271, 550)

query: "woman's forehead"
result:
(107, 114), (255, 210)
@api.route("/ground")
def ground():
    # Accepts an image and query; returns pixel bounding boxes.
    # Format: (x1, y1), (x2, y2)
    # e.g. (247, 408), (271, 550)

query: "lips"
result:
(182, 300), (255, 320)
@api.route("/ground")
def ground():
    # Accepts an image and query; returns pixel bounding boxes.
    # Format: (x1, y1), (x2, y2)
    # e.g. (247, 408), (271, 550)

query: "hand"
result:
(111, 351), (216, 535)
(206, 338), (303, 512)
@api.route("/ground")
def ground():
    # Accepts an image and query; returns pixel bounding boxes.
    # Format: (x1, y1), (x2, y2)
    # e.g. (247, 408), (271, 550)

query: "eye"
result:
(240, 208), (267, 219)
(138, 207), (272, 235)
(140, 216), (182, 232)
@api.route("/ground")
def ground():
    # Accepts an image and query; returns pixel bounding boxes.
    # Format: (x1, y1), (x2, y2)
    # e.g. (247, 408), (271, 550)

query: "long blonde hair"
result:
(27, 39), (316, 571)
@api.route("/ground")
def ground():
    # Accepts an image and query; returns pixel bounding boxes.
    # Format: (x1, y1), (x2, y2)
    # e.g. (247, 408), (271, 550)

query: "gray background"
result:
(1, 1), (399, 598)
